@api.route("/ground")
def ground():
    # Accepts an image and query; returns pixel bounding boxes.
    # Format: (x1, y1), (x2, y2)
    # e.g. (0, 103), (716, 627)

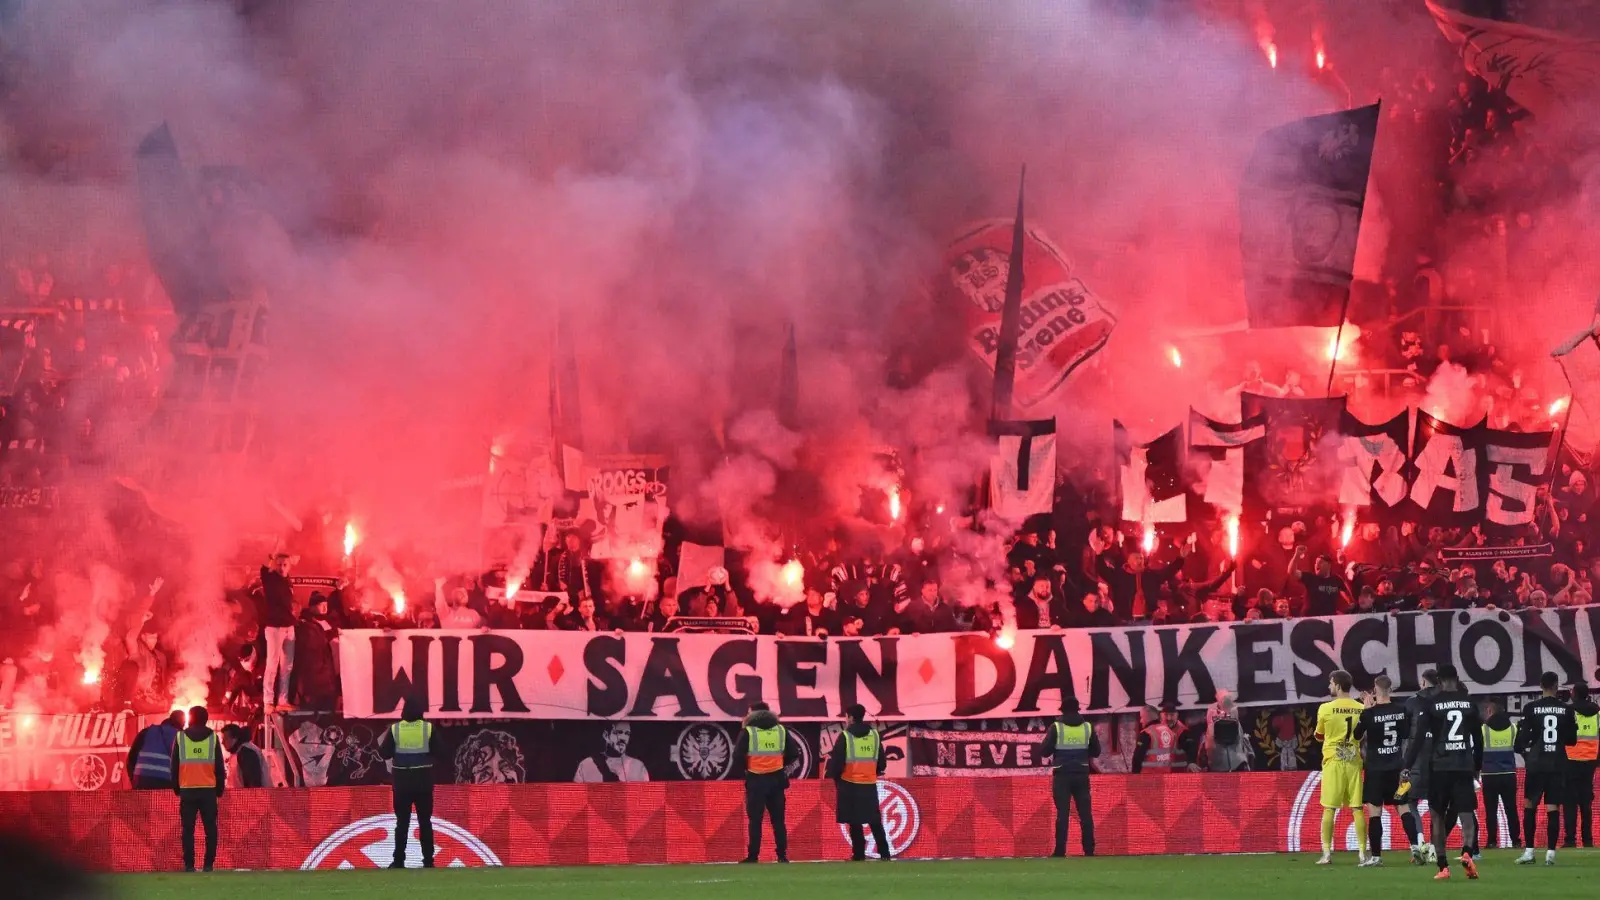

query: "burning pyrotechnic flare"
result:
(782, 558), (805, 589)
(81, 667), (100, 686)
(1324, 322), (1361, 362)
(343, 521), (359, 560)
(627, 558), (648, 579)
(1254, 18), (1277, 69)
(994, 628), (1016, 651)
(1549, 397), (1569, 417)
(1168, 346), (1183, 368)
(391, 590), (407, 615)
(888, 485), (903, 522)
(1225, 515), (1240, 558)
(1339, 511), (1356, 551)
(1141, 523), (1156, 555)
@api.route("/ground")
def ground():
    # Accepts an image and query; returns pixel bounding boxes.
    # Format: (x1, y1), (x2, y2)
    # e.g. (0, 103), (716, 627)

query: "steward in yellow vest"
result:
(378, 696), (443, 869)
(732, 703), (797, 863)
(1479, 699), (1521, 850)
(826, 703), (892, 861)
(1564, 683), (1598, 848)
(168, 706), (225, 872)
(1038, 696), (1101, 857)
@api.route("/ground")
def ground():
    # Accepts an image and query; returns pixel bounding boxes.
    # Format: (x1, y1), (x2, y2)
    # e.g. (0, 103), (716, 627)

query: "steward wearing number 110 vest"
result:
(731, 702), (799, 863)
(1038, 696), (1101, 857)
(825, 703), (892, 861)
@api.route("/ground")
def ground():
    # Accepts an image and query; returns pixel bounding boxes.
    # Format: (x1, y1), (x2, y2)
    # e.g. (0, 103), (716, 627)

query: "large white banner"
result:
(340, 607), (1600, 720)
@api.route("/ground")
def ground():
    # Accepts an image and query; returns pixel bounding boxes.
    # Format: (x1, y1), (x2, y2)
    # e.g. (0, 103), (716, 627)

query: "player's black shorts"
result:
(1409, 767), (1429, 803)
(1427, 770), (1477, 813)
(1525, 769), (1566, 806)
(1363, 769), (1406, 806)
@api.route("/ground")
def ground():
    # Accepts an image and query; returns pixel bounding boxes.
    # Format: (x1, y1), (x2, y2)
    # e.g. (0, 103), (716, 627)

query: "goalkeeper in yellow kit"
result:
(1315, 670), (1368, 865)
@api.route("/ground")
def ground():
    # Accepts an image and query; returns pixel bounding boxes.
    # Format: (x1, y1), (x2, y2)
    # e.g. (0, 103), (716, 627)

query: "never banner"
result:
(341, 607), (1600, 720)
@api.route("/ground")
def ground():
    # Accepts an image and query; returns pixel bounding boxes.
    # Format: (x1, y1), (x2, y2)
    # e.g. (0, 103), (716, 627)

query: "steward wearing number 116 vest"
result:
(731, 703), (799, 863)
(825, 703), (892, 861)
(1038, 696), (1101, 857)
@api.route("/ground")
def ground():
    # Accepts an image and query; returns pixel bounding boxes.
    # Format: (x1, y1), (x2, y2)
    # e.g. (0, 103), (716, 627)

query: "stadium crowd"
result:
(1, 9), (1597, 730)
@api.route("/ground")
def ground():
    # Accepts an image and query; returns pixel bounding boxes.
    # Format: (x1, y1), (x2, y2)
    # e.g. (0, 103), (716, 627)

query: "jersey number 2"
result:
(1444, 710), (1465, 742)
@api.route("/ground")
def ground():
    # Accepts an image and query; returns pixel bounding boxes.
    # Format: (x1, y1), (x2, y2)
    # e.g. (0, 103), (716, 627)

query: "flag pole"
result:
(1324, 316), (1347, 397)
(991, 165), (1027, 423)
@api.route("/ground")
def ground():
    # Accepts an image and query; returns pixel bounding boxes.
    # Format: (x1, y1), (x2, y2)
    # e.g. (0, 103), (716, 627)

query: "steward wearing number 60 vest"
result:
(378, 696), (445, 869)
(1038, 696), (1101, 857)
(731, 702), (799, 863)
(168, 706), (225, 873)
(825, 703), (892, 861)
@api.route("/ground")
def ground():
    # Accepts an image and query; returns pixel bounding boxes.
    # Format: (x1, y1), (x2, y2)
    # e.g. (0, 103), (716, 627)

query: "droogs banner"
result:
(340, 607), (1600, 720)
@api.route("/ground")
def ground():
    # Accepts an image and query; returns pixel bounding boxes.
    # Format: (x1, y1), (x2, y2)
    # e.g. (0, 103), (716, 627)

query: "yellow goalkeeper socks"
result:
(1323, 809), (1336, 854)
(1353, 808), (1368, 855)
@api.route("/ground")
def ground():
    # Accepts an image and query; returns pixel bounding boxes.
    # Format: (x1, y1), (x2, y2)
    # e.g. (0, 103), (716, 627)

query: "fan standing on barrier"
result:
(170, 706), (226, 873)
(826, 703), (891, 861)
(378, 696), (445, 869)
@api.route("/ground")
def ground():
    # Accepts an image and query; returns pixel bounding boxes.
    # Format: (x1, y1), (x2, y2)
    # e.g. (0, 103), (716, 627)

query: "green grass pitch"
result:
(112, 851), (1600, 900)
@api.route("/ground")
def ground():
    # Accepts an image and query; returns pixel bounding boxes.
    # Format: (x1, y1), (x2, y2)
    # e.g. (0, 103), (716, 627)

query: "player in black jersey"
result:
(1403, 669), (1440, 846)
(1514, 672), (1576, 865)
(1354, 675), (1421, 865)
(1402, 665), (1481, 880)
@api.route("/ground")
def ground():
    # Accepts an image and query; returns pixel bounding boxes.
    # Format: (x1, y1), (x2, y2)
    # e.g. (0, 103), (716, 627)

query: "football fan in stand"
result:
(1313, 670), (1367, 865)
(1402, 664), (1482, 880)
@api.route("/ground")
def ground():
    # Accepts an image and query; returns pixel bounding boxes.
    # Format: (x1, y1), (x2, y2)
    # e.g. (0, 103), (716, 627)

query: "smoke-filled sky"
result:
(2, 0), (1597, 571)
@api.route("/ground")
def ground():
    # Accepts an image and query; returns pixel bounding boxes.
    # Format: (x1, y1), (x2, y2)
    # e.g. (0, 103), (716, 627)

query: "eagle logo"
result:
(672, 725), (733, 780)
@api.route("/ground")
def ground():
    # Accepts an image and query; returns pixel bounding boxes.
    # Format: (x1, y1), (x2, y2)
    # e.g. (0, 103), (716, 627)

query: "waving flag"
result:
(1427, 0), (1600, 122)
(1240, 104), (1380, 329)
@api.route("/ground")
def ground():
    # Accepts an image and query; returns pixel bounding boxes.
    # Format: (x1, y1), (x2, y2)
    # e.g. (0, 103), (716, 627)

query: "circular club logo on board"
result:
(673, 724), (736, 780)
(836, 781), (920, 859)
(302, 814), (502, 869)
(783, 728), (811, 779)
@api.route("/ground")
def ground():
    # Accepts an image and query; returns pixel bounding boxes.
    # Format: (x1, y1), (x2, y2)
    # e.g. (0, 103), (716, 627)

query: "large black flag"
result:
(1240, 393), (1348, 514)
(1240, 104), (1380, 329)
(991, 168), (1026, 420)
(134, 123), (227, 319)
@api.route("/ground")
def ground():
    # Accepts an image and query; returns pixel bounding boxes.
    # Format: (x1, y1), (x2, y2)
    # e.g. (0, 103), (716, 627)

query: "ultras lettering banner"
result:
(340, 607), (1600, 720)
